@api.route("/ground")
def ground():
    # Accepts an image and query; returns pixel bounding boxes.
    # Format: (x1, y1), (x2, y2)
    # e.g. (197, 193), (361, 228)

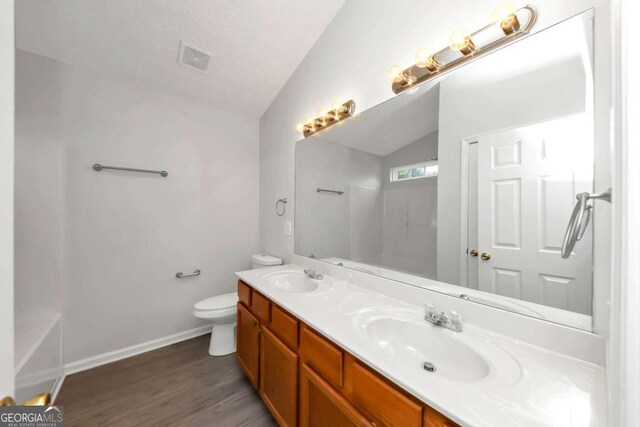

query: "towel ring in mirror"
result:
(276, 198), (287, 216)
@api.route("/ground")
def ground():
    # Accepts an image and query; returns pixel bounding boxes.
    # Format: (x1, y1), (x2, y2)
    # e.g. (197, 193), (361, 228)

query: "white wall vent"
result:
(178, 41), (211, 73)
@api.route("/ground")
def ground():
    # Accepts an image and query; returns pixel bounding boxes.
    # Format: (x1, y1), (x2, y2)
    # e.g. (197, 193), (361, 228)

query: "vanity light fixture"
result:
(389, 3), (537, 94)
(415, 48), (443, 72)
(492, 2), (521, 35)
(296, 100), (356, 138)
(449, 28), (477, 55)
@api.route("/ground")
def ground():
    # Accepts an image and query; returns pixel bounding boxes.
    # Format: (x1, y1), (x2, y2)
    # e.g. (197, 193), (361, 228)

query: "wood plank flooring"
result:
(56, 334), (277, 427)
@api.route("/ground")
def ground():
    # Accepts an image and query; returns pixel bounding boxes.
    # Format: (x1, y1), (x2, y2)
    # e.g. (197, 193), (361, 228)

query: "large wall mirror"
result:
(295, 11), (595, 330)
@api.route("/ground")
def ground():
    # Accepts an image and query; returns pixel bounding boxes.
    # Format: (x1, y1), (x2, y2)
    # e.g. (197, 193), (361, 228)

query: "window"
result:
(390, 161), (438, 182)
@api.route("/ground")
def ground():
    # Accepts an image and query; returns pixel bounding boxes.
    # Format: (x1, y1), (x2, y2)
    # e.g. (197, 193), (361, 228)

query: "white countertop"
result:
(236, 264), (606, 427)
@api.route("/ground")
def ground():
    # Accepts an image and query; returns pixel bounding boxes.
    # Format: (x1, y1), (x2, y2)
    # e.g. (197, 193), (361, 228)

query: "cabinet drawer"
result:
(424, 406), (459, 427)
(238, 280), (252, 307)
(299, 325), (343, 389)
(350, 361), (422, 427)
(269, 304), (299, 350)
(251, 291), (271, 325)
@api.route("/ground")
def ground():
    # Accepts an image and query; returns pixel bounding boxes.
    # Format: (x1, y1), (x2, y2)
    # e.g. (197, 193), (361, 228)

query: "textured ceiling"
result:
(16, 0), (346, 118)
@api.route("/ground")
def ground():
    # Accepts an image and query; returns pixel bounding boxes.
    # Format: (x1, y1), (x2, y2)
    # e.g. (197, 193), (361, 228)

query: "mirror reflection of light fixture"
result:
(296, 100), (356, 138)
(388, 4), (537, 94)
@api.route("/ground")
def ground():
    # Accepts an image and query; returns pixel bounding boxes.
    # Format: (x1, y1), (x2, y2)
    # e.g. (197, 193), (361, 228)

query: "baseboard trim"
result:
(64, 325), (212, 376)
(51, 374), (65, 403)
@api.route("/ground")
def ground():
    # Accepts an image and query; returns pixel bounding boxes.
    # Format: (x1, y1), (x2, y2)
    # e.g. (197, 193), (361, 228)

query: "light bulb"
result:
(305, 116), (314, 125)
(318, 109), (328, 118)
(415, 48), (442, 72)
(332, 100), (344, 111)
(449, 28), (476, 55)
(491, 2), (520, 34)
(296, 123), (304, 132)
(415, 48), (432, 67)
(387, 65), (405, 84)
(491, 2), (516, 22)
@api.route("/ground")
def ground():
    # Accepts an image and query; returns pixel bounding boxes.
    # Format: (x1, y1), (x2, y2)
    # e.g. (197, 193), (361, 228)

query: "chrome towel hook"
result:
(276, 198), (287, 216)
(561, 188), (611, 259)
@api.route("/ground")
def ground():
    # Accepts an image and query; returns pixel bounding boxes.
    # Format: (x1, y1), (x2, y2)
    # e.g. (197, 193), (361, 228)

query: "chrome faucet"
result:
(424, 304), (463, 332)
(303, 267), (323, 280)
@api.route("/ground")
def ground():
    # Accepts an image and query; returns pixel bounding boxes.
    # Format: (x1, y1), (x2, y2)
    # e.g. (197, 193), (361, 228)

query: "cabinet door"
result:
(300, 364), (372, 427)
(350, 361), (423, 427)
(260, 328), (298, 426)
(237, 303), (260, 389)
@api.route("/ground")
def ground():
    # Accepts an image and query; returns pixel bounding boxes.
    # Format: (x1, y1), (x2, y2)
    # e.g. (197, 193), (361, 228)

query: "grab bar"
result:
(317, 188), (344, 195)
(93, 163), (168, 177)
(176, 269), (201, 278)
(561, 188), (611, 259)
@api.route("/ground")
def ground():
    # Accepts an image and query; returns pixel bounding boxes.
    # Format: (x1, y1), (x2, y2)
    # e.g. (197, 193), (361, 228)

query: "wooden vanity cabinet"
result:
(236, 302), (260, 389)
(261, 328), (298, 426)
(236, 280), (458, 427)
(300, 364), (371, 427)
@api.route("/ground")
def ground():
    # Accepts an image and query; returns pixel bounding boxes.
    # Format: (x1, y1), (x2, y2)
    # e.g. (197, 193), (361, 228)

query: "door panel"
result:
(236, 303), (260, 389)
(476, 115), (593, 314)
(260, 328), (298, 427)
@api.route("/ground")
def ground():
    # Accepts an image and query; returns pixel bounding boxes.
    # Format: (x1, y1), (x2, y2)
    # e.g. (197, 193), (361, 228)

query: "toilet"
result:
(193, 253), (282, 356)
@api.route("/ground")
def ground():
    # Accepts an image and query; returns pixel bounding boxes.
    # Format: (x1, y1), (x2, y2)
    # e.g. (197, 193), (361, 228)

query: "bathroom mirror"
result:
(295, 11), (595, 330)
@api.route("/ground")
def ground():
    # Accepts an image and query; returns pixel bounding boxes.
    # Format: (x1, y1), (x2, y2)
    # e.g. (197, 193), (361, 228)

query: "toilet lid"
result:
(194, 293), (238, 311)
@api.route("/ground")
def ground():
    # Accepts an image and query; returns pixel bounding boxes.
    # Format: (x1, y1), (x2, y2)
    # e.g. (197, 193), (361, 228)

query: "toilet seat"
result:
(193, 292), (237, 319)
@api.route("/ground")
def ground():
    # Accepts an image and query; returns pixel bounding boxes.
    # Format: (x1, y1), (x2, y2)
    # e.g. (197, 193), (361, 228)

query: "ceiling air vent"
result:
(178, 41), (211, 73)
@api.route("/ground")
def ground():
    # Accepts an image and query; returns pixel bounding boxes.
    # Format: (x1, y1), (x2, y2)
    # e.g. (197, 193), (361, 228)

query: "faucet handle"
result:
(449, 311), (463, 331)
(424, 303), (436, 317)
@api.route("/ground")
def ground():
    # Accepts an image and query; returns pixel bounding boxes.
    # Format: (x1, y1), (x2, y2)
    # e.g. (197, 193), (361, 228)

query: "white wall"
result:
(0, 0), (15, 397)
(16, 51), (260, 365)
(259, 0), (612, 334)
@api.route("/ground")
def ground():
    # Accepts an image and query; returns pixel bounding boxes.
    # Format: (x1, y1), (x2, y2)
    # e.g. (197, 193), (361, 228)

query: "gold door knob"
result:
(469, 249), (478, 257)
(481, 252), (491, 261)
(1, 392), (51, 406)
(0, 396), (15, 406)
(24, 393), (51, 406)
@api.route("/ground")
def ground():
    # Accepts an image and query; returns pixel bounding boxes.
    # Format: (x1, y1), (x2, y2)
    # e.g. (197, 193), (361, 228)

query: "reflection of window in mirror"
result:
(390, 161), (438, 182)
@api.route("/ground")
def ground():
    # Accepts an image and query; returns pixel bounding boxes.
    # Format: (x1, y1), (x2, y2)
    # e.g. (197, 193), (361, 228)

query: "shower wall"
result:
(15, 51), (260, 367)
(381, 132), (439, 278)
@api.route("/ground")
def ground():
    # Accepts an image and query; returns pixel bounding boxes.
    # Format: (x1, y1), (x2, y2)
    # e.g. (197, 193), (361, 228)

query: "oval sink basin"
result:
(262, 272), (330, 294)
(364, 317), (489, 382)
(354, 308), (521, 387)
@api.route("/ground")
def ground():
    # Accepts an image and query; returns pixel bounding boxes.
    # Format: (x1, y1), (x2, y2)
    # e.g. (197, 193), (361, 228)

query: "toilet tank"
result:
(251, 253), (283, 269)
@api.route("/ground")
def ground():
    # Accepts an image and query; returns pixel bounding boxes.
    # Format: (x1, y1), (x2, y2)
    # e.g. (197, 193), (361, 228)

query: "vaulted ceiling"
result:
(16, 0), (346, 118)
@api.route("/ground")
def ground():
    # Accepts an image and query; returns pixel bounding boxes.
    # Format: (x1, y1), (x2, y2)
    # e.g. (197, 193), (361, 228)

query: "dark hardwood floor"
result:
(56, 334), (277, 427)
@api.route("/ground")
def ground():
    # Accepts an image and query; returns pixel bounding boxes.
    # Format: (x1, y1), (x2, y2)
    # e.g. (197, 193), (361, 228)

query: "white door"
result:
(476, 115), (593, 314)
(0, 0), (16, 399)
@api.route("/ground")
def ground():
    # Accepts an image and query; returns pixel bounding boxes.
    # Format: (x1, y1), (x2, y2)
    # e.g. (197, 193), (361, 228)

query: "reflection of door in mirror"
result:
(464, 114), (593, 315)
